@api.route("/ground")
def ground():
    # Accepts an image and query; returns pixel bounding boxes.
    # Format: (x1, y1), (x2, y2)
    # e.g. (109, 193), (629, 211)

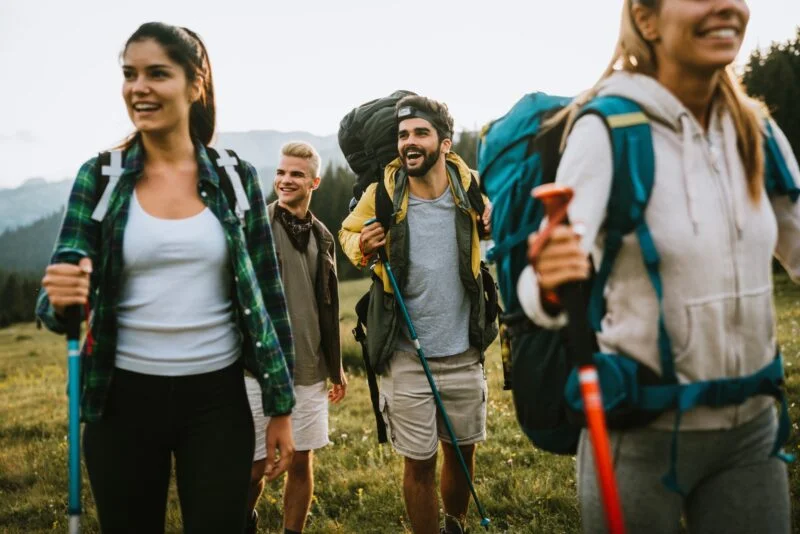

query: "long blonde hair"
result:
(548, 0), (764, 202)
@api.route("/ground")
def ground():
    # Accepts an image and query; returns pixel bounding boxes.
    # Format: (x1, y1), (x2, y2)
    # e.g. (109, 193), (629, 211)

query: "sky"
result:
(0, 0), (798, 188)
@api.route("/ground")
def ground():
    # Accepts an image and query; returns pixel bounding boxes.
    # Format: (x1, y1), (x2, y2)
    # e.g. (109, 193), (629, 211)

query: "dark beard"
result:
(403, 146), (440, 177)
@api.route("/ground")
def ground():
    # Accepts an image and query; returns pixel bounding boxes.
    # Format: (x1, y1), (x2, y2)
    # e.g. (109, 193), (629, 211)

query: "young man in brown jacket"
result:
(246, 142), (347, 534)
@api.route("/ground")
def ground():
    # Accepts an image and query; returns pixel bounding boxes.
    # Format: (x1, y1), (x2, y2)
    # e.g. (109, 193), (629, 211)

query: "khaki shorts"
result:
(245, 377), (330, 460)
(379, 347), (487, 460)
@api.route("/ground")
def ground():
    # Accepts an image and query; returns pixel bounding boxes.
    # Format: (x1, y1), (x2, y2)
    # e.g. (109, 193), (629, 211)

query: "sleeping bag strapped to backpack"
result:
(339, 90), (417, 211)
(477, 92), (798, 490)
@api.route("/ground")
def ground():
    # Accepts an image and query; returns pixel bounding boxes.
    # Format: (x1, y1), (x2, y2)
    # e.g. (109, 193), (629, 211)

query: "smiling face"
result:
(122, 38), (199, 138)
(636, 0), (749, 76)
(274, 155), (320, 210)
(397, 117), (451, 178)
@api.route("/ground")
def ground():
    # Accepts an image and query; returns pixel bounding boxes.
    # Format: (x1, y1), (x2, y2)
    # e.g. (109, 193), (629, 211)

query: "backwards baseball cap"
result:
(396, 105), (453, 139)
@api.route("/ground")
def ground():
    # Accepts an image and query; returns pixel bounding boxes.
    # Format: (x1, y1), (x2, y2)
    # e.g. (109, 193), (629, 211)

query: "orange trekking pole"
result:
(528, 183), (625, 534)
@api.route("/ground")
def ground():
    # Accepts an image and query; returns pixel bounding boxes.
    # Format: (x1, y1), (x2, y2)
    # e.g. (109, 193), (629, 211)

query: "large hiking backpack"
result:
(478, 92), (798, 489)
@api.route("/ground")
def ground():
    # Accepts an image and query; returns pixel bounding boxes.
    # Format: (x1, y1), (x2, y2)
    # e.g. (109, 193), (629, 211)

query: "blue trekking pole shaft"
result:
(365, 218), (491, 529)
(64, 305), (82, 534)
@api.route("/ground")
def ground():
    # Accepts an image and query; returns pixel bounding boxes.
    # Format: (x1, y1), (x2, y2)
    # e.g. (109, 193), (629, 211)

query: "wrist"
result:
(358, 237), (374, 263)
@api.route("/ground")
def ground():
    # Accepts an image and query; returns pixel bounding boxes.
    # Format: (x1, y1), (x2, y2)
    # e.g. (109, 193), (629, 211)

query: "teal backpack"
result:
(477, 92), (799, 492)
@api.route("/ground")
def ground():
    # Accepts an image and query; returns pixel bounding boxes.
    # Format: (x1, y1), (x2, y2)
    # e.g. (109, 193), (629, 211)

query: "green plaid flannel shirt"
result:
(36, 141), (296, 421)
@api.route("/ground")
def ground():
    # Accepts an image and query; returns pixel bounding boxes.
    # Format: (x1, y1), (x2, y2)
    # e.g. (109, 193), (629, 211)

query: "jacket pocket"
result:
(366, 282), (399, 374)
(671, 286), (773, 381)
(672, 296), (728, 380)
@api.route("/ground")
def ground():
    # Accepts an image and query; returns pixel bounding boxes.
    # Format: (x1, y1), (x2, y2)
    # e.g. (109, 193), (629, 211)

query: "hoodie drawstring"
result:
(680, 114), (701, 236)
(720, 114), (746, 239)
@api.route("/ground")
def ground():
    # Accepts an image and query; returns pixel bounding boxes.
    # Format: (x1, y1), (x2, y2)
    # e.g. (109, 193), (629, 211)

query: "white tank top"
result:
(115, 191), (240, 376)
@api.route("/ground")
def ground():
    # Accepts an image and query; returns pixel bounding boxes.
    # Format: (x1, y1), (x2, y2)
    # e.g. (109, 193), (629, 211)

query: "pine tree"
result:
(743, 27), (800, 155)
(1, 273), (25, 324)
(452, 130), (479, 169)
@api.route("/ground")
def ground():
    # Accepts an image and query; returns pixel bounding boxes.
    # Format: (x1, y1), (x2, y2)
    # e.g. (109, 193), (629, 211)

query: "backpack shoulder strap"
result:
(466, 171), (490, 238)
(763, 121), (799, 202)
(578, 96), (655, 233)
(578, 96), (676, 384)
(444, 160), (489, 238)
(208, 147), (250, 223)
(374, 173), (394, 232)
(466, 171), (485, 212)
(91, 149), (125, 222)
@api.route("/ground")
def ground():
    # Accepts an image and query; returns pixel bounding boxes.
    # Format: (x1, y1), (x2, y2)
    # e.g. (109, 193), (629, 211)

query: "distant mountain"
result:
(0, 177), (72, 235)
(0, 130), (345, 234)
(215, 130), (345, 173)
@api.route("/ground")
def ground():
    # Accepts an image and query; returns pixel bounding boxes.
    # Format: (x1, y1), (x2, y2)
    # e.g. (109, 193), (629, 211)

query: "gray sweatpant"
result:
(577, 408), (790, 534)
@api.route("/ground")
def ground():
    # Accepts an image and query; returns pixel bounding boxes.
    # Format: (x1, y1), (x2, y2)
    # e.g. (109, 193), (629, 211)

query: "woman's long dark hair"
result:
(121, 22), (216, 148)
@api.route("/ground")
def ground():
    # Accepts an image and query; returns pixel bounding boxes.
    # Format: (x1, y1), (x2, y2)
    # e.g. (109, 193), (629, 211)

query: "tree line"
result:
(0, 270), (40, 327)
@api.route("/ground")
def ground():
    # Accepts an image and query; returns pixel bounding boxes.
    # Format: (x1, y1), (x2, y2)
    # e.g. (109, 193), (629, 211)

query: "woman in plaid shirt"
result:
(37, 22), (295, 532)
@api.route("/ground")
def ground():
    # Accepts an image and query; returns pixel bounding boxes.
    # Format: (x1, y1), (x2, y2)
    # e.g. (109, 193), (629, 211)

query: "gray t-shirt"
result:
(394, 187), (471, 357)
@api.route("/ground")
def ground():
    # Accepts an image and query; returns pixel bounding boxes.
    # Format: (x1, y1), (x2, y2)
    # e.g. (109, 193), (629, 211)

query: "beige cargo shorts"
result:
(379, 347), (487, 460)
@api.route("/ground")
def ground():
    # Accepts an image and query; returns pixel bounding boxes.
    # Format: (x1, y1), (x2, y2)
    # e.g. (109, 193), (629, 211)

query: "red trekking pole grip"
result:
(526, 184), (573, 308)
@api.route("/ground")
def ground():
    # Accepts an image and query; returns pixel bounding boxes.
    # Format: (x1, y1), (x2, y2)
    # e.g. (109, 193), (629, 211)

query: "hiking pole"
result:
(364, 218), (491, 529)
(528, 185), (625, 534)
(64, 304), (82, 534)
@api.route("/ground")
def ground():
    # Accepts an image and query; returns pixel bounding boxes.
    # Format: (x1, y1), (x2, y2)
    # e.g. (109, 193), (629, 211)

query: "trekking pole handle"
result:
(530, 184), (596, 364)
(65, 306), (82, 343)
(362, 218), (389, 264)
(531, 184), (626, 534)
(527, 185), (572, 307)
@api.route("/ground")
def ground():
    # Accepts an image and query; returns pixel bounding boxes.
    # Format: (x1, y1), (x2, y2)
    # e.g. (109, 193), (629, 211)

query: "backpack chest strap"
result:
(91, 150), (124, 222)
(213, 149), (250, 222)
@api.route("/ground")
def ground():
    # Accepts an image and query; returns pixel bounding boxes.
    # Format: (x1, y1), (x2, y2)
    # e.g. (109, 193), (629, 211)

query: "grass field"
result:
(1, 275), (799, 533)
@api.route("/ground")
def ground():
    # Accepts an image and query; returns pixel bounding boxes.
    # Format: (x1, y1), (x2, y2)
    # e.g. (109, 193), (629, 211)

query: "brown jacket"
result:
(269, 202), (344, 385)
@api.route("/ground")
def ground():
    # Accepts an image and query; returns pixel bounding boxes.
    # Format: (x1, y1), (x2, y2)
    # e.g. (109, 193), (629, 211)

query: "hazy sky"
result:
(1, 0), (798, 188)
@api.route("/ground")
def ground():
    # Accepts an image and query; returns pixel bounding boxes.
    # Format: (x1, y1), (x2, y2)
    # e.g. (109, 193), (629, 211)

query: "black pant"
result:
(83, 362), (255, 533)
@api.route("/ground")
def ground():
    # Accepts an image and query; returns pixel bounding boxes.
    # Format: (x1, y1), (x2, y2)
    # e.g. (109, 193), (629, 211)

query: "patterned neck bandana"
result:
(275, 204), (313, 252)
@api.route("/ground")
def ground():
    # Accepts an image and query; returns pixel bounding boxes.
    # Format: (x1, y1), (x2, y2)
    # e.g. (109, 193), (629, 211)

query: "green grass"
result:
(1, 276), (799, 533)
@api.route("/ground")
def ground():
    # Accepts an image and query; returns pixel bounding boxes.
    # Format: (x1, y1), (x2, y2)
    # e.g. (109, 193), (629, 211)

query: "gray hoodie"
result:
(518, 72), (800, 431)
